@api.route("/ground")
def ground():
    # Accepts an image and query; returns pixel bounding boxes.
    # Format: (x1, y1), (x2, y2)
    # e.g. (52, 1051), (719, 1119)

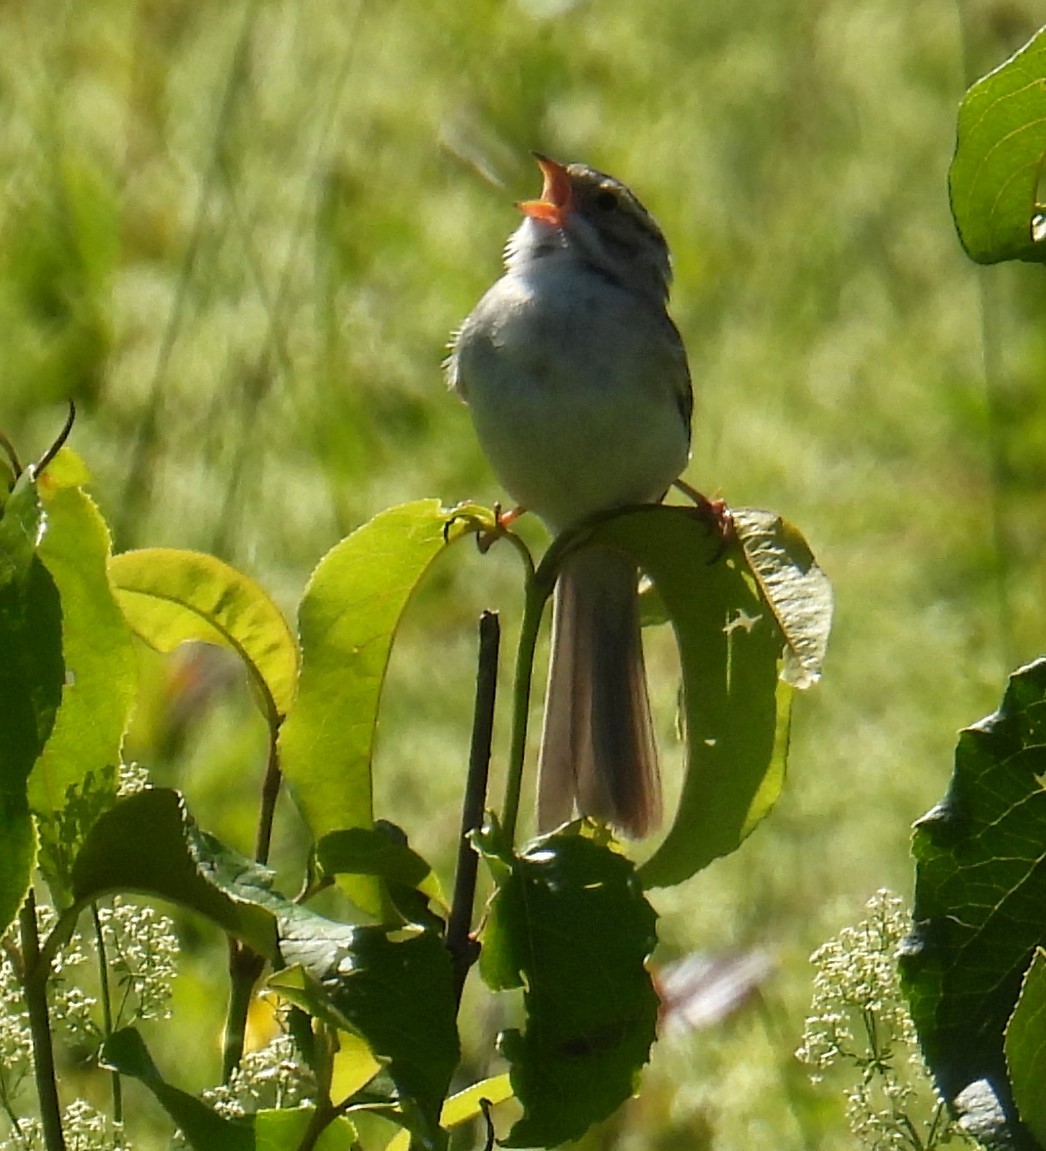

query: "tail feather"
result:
(537, 546), (661, 837)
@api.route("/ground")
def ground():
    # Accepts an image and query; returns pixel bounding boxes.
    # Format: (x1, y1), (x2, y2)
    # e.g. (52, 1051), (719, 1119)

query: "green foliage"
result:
(277, 920), (459, 1149)
(30, 452), (136, 818)
(1007, 949), (1046, 1148)
(0, 474), (63, 934)
(476, 821), (659, 1148)
(902, 658), (1046, 1150)
(71, 788), (280, 959)
(0, 436), (827, 1151)
(949, 25), (1046, 265)
(101, 1029), (254, 1151)
(566, 506), (815, 888)
(109, 546), (298, 726)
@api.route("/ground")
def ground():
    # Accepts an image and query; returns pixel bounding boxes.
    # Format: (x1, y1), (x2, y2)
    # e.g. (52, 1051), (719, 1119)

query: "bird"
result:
(446, 154), (692, 837)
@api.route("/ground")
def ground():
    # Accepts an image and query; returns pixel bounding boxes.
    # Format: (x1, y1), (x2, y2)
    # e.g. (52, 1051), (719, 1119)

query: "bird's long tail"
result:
(537, 545), (661, 837)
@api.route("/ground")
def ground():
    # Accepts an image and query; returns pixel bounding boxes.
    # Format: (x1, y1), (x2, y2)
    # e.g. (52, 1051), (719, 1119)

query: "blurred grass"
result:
(3, 0), (1046, 1147)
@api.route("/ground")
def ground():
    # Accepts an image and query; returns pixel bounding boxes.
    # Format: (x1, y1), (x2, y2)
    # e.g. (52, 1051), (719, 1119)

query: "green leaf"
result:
(276, 916), (458, 1150)
(108, 547), (297, 727)
(30, 449), (136, 816)
(732, 508), (832, 689)
(254, 1108), (357, 1151)
(73, 791), (456, 1146)
(475, 823), (659, 1148)
(949, 25), (1046, 264)
(278, 500), (477, 914)
(315, 825), (446, 912)
(101, 1028), (254, 1151)
(0, 474), (64, 933)
(1007, 947), (1046, 1147)
(567, 506), (794, 888)
(70, 788), (279, 959)
(901, 658), (1046, 1147)
(382, 1075), (514, 1150)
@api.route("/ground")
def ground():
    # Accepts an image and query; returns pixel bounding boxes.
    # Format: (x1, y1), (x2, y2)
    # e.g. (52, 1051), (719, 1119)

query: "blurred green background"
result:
(3, 1), (1046, 1147)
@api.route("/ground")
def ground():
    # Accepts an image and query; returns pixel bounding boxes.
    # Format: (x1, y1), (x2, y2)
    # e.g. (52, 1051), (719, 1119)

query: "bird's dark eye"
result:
(594, 189), (618, 211)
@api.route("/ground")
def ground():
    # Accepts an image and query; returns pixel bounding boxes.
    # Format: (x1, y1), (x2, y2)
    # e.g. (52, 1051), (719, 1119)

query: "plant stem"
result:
(254, 730), (283, 866)
(221, 940), (266, 1082)
(447, 611), (500, 1005)
(223, 725), (283, 1080)
(90, 905), (122, 1123)
(500, 574), (553, 842)
(19, 890), (66, 1151)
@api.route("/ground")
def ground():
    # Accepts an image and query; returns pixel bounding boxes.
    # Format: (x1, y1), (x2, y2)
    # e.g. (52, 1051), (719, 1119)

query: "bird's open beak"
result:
(518, 153), (571, 227)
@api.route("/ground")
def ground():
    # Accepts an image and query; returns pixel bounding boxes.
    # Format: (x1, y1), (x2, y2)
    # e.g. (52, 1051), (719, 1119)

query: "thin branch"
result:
(254, 728), (283, 866)
(90, 905), (122, 1123)
(20, 890), (66, 1151)
(31, 401), (76, 478)
(447, 611), (500, 1006)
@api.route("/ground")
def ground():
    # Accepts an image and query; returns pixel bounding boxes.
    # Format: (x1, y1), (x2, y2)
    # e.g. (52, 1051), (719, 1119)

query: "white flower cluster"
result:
(2, 1100), (125, 1151)
(796, 890), (973, 1150)
(0, 943), (33, 1122)
(1, 892), (179, 1149)
(95, 898), (177, 1025)
(201, 1032), (315, 1119)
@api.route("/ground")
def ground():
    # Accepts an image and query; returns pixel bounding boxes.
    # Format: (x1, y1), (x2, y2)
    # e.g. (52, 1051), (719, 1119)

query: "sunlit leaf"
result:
(564, 506), (794, 888)
(329, 1029), (383, 1103)
(108, 547), (297, 726)
(901, 657), (1046, 1147)
(732, 507), (832, 689)
(383, 1075), (514, 1151)
(253, 1109), (357, 1151)
(278, 499), (487, 915)
(30, 449), (136, 816)
(440, 1074), (513, 1128)
(1007, 947), (1046, 1147)
(949, 25), (1046, 264)
(0, 474), (63, 932)
(475, 822), (658, 1148)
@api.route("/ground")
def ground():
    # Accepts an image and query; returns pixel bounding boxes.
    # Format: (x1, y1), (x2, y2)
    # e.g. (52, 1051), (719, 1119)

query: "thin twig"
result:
(31, 401), (76, 478)
(20, 890), (66, 1151)
(448, 611), (500, 1005)
(254, 729), (283, 866)
(90, 905), (122, 1123)
(223, 726), (283, 1080)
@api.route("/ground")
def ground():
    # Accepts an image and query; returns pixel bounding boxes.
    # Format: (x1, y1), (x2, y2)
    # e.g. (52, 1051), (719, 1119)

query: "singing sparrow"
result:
(446, 155), (692, 837)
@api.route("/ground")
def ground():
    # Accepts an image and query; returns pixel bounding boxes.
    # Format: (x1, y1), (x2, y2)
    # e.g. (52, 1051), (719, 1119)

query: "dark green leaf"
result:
(0, 474), (64, 933)
(315, 825), (446, 922)
(901, 658), (1046, 1149)
(71, 788), (279, 958)
(108, 547), (298, 727)
(475, 823), (659, 1148)
(567, 506), (792, 888)
(101, 1028), (254, 1151)
(949, 25), (1046, 265)
(277, 914), (458, 1150)
(1007, 948), (1046, 1147)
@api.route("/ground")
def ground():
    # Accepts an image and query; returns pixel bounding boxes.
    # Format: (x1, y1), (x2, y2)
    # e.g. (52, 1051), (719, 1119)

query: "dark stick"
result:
(447, 610), (500, 1006)
(20, 890), (67, 1151)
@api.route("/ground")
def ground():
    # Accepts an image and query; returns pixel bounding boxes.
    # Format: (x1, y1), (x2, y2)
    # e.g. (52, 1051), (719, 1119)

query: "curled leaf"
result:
(731, 507), (832, 689)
